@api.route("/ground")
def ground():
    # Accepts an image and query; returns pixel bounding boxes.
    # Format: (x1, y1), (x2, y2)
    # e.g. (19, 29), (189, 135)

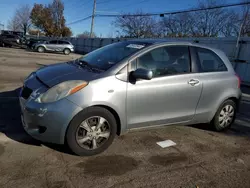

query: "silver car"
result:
(20, 40), (241, 156)
(35, 40), (74, 55)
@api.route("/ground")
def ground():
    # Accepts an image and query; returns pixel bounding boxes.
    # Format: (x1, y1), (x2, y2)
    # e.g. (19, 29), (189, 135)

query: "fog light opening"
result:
(38, 126), (47, 134)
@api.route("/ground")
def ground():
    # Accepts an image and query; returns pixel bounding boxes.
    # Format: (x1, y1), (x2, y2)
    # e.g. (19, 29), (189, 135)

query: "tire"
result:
(63, 48), (71, 55)
(211, 100), (236, 131)
(66, 107), (117, 156)
(37, 46), (45, 53)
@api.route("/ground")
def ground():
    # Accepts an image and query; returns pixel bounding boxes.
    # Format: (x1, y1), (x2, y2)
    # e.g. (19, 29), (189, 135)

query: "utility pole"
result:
(90, 0), (97, 38)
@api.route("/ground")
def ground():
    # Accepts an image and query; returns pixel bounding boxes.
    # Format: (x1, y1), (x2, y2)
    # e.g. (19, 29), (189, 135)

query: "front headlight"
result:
(36, 80), (88, 103)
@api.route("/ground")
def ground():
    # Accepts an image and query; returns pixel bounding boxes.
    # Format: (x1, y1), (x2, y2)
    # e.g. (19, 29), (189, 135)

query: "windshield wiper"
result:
(78, 60), (104, 72)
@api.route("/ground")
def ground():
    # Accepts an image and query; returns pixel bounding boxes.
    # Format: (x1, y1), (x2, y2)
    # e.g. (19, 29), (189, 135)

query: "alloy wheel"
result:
(219, 105), (235, 128)
(76, 116), (111, 150)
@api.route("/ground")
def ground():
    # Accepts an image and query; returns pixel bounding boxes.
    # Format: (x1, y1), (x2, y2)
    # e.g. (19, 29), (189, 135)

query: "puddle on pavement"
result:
(141, 135), (164, 147)
(76, 155), (139, 177)
(0, 144), (5, 156)
(149, 153), (188, 166)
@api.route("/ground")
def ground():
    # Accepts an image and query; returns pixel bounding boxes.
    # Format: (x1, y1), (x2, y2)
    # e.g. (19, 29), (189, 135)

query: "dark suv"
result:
(0, 34), (21, 47)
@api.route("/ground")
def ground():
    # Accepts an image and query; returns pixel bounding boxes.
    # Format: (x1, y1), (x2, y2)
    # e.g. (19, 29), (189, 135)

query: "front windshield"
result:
(80, 41), (150, 71)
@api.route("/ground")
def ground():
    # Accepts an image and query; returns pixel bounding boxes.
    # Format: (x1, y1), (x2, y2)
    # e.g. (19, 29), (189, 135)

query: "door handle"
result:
(188, 79), (200, 86)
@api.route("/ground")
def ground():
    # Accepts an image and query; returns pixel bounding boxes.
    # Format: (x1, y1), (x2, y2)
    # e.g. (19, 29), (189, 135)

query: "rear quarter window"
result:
(195, 47), (227, 72)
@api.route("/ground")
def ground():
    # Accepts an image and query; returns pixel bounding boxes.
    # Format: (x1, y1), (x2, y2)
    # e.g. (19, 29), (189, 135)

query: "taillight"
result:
(235, 74), (241, 88)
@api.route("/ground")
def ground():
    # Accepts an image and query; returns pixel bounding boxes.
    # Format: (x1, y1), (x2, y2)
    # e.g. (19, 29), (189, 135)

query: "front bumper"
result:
(20, 96), (82, 144)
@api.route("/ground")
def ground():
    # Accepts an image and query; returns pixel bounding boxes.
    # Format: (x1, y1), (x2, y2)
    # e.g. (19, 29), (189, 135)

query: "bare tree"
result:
(160, 0), (241, 37)
(16, 5), (32, 35)
(221, 10), (240, 37)
(8, 5), (31, 34)
(190, 0), (230, 37)
(7, 15), (21, 31)
(239, 0), (250, 36)
(161, 12), (194, 37)
(113, 11), (159, 38)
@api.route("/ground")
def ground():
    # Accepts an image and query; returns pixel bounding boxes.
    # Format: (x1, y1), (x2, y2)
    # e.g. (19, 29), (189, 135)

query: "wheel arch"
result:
(92, 105), (121, 136)
(210, 95), (240, 122)
(64, 104), (122, 145)
(36, 45), (45, 50)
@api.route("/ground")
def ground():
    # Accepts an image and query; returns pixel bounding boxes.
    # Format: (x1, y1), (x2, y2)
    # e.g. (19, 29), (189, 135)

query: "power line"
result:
(96, 1), (250, 17)
(67, 16), (92, 25)
(67, 1), (250, 25)
(65, 0), (93, 26)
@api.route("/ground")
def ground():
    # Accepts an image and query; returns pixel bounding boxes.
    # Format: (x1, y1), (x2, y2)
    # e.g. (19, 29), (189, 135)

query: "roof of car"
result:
(127, 39), (223, 52)
(127, 39), (192, 45)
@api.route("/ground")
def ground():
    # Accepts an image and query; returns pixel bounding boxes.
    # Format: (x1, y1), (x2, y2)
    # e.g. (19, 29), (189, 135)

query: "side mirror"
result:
(132, 68), (153, 80)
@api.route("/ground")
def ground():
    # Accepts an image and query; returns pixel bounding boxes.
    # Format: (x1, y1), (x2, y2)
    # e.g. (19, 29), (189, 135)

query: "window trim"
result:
(193, 47), (228, 73)
(128, 44), (193, 79)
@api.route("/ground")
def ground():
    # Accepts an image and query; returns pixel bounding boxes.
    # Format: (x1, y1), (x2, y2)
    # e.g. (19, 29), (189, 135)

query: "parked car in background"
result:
(34, 40), (74, 55)
(20, 40), (241, 156)
(0, 34), (21, 47)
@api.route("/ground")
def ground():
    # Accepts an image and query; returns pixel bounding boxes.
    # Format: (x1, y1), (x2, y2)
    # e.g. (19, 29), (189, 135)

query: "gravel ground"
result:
(0, 47), (250, 188)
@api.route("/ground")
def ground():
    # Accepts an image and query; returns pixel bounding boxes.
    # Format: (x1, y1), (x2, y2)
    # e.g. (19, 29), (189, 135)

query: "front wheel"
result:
(211, 100), (236, 131)
(66, 107), (117, 156)
(63, 48), (71, 55)
(37, 46), (45, 53)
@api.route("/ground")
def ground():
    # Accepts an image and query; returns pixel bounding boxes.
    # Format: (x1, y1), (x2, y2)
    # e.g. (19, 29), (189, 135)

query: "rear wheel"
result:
(211, 100), (236, 131)
(66, 107), (117, 156)
(63, 48), (71, 55)
(37, 46), (45, 53)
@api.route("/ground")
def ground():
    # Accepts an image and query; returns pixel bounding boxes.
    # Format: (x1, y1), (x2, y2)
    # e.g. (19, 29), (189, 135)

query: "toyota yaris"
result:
(20, 40), (241, 156)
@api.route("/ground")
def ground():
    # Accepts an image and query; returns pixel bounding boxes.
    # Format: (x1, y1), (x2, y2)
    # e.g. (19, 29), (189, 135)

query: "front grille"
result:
(21, 87), (33, 99)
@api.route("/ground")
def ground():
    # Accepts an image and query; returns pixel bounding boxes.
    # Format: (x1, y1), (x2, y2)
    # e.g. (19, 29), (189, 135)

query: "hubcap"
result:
(219, 105), (235, 128)
(76, 116), (110, 150)
(38, 47), (43, 52)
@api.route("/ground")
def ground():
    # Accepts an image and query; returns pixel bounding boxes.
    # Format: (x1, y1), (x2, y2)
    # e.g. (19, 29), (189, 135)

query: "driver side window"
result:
(49, 40), (58, 44)
(136, 46), (191, 78)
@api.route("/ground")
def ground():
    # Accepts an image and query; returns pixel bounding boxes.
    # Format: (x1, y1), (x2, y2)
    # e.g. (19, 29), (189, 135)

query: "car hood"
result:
(36, 62), (100, 87)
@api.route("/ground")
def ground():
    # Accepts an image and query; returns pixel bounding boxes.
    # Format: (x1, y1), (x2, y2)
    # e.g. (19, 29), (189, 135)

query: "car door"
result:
(189, 46), (230, 122)
(127, 45), (203, 129)
(57, 40), (67, 51)
(46, 40), (58, 51)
